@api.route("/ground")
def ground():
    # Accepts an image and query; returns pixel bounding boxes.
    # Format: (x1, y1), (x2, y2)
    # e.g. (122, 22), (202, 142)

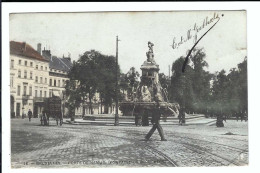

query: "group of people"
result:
(206, 110), (248, 122)
(40, 110), (49, 126)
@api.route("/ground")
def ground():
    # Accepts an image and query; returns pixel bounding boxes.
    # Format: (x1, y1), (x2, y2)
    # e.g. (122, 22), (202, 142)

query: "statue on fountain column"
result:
(146, 41), (155, 63)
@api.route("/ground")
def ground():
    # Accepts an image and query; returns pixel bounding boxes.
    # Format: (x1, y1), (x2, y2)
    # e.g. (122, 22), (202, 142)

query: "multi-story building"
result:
(10, 41), (118, 118)
(40, 46), (73, 117)
(10, 41), (49, 117)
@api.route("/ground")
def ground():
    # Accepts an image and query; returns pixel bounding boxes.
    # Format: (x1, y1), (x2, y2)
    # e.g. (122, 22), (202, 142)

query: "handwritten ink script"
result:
(172, 13), (221, 50)
(180, 13), (223, 72)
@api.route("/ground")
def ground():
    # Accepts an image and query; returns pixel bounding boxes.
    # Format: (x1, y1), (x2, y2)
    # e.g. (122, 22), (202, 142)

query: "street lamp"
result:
(114, 36), (120, 126)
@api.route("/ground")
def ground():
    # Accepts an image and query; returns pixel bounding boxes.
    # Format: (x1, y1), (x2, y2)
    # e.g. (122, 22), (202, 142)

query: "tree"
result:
(169, 57), (195, 112)
(65, 79), (81, 120)
(66, 50), (120, 115)
(119, 67), (140, 101)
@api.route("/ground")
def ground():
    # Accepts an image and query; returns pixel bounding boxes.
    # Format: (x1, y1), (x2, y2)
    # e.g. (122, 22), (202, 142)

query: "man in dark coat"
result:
(145, 105), (167, 141)
(28, 109), (32, 122)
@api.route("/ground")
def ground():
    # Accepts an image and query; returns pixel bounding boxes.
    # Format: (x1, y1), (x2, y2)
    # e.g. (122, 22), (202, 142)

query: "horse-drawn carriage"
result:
(42, 96), (63, 126)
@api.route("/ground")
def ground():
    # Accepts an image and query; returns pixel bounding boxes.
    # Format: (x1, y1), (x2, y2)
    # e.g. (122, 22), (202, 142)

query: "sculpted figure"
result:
(141, 85), (151, 102)
(146, 41), (155, 63)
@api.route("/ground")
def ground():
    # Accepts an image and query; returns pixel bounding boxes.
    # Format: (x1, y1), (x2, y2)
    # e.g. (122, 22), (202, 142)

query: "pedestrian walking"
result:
(43, 113), (47, 126)
(145, 103), (167, 141)
(145, 111), (167, 141)
(244, 110), (248, 122)
(28, 109), (32, 122)
(236, 111), (239, 122)
(22, 108), (26, 119)
(178, 113), (182, 125)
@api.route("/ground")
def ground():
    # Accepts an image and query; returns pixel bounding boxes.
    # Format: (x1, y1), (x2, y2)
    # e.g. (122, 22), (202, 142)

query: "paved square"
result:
(11, 118), (248, 168)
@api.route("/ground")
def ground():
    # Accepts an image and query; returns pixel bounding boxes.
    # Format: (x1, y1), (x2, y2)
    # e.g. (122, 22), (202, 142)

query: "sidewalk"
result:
(63, 114), (216, 126)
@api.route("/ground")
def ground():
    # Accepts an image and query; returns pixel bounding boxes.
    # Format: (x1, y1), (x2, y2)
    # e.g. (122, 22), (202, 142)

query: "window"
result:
(62, 80), (65, 87)
(23, 85), (27, 96)
(35, 90), (38, 97)
(30, 72), (33, 79)
(36, 65), (38, 69)
(18, 70), (21, 78)
(58, 80), (60, 87)
(17, 86), (21, 96)
(40, 77), (42, 83)
(40, 90), (42, 97)
(49, 90), (52, 97)
(54, 80), (56, 87)
(45, 78), (47, 84)
(44, 91), (47, 97)
(19, 60), (21, 65)
(30, 62), (33, 67)
(11, 60), (14, 68)
(25, 61), (27, 66)
(41, 66), (43, 70)
(29, 86), (32, 96)
(45, 67), (47, 71)
(24, 70), (27, 79)
(35, 76), (38, 83)
(49, 79), (52, 86)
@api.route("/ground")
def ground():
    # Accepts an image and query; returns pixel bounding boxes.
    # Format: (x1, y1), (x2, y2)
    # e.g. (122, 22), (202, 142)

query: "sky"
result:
(9, 11), (247, 75)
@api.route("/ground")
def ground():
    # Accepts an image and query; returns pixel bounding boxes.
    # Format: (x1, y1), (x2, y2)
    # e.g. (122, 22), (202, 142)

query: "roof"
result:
(10, 41), (49, 62)
(49, 56), (72, 72)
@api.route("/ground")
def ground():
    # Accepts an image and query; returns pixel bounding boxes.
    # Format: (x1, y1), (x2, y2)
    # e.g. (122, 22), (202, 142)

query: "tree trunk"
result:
(100, 98), (103, 114)
(82, 104), (85, 117)
(89, 92), (93, 115)
(104, 104), (109, 114)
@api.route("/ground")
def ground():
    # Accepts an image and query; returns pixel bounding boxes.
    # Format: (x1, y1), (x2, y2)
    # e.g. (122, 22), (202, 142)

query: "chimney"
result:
(22, 42), (26, 52)
(37, 43), (42, 55)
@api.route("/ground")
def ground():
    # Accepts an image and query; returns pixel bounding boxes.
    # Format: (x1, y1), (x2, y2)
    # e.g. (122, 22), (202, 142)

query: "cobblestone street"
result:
(11, 118), (248, 168)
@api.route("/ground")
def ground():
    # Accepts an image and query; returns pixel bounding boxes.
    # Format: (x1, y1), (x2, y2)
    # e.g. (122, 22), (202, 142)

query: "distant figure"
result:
(178, 111), (182, 125)
(240, 110), (244, 122)
(28, 109), (32, 122)
(22, 108), (26, 119)
(216, 113), (224, 127)
(42, 110), (49, 126)
(236, 112), (239, 122)
(178, 107), (186, 125)
(43, 114), (47, 126)
(223, 113), (227, 122)
(40, 114), (43, 125)
(244, 110), (248, 122)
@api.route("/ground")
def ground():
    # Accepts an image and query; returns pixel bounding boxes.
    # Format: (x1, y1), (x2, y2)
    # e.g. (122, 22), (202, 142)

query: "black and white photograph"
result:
(6, 9), (249, 169)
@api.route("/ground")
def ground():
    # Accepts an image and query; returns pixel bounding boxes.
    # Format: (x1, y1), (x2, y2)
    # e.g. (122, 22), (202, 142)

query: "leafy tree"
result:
(169, 57), (195, 112)
(119, 67), (140, 101)
(66, 50), (120, 115)
(65, 79), (82, 120)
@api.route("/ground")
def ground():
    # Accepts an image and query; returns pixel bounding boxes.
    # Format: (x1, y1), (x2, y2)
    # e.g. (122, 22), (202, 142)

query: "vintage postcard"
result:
(8, 10), (247, 168)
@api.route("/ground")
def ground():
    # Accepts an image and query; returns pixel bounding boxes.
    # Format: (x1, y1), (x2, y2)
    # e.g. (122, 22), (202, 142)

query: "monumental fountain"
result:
(119, 41), (180, 140)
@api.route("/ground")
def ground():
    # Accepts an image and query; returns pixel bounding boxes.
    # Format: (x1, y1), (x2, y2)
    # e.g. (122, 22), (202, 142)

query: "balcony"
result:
(34, 97), (46, 102)
(22, 95), (30, 100)
(22, 95), (31, 105)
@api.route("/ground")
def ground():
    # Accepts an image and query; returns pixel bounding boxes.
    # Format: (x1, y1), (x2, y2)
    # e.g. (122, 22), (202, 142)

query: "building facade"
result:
(40, 46), (73, 117)
(10, 41), (49, 117)
(10, 41), (119, 118)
